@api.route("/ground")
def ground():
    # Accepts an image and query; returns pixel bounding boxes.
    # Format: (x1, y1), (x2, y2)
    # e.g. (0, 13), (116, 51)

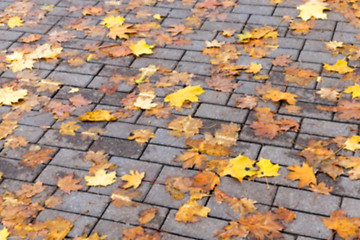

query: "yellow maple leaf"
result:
(78, 110), (117, 121)
(344, 135), (360, 151)
(175, 200), (210, 223)
(344, 83), (360, 99)
(59, 121), (81, 136)
(256, 157), (281, 177)
(0, 87), (28, 105)
(219, 155), (258, 182)
(164, 85), (205, 108)
(130, 39), (155, 57)
(323, 58), (354, 74)
(297, 0), (328, 21)
(85, 169), (117, 186)
(127, 129), (155, 145)
(286, 163), (316, 188)
(245, 62), (262, 74)
(134, 92), (158, 110)
(121, 170), (145, 189)
(0, 227), (10, 240)
(8, 16), (24, 28)
(101, 15), (125, 28)
(153, 14), (162, 20)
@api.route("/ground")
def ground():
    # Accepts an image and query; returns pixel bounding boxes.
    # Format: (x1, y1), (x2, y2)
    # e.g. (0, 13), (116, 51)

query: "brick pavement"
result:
(0, 0), (360, 239)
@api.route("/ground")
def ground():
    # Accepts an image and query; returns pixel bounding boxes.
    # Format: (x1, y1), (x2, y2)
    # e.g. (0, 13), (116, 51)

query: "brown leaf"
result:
(272, 54), (292, 67)
(111, 189), (141, 208)
(20, 148), (56, 167)
(57, 173), (85, 194)
(274, 207), (297, 223)
(45, 195), (63, 208)
(168, 115), (203, 138)
(69, 94), (92, 107)
(235, 95), (258, 109)
(4, 136), (28, 149)
(138, 208), (158, 225)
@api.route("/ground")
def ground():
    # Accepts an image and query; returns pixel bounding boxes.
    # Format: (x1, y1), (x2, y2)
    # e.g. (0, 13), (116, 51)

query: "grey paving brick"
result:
(151, 47), (185, 60)
(39, 129), (93, 150)
(206, 196), (270, 220)
(49, 71), (94, 87)
(137, 114), (174, 128)
(231, 141), (262, 159)
(0, 157), (44, 181)
(50, 149), (91, 170)
(259, 145), (302, 166)
(239, 125), (297, 148)
(91, 220), (128, 239)
(161, 210), (228, 240)
(131, 57), (178, 69)
(36, 165), (88, 186)
(284, 210), (332, 238)
(201, 22), (244, 31)
(103, 202), (169, 228)
(88, 76), (134, 92)
(279, 101), (333, 120)
(287, 30), (333, 41)
(104, 122), (156, 139)
(274, 187), (340, 215)
(176, 61), (211, 75)
(91, 136), (144, 158)
(181, 51), (210, 63)
(300, 119), (357, 137)
(151, 128), (187, 148)
(195, 103), (248, 123)
(36, 209), (97, 238)
(233, 4), (274, 15)
(52, 190), (110, 217)
(0, 30), (23, 41)
(231, 177), (277, 203)
(18, 111), (56, 127)
(299, 51), (343, 64)
(55, 62), (103, 75)
(318, 175), (360, 199)
(140, 144), (183, 165)
(341, 198), (360, 217)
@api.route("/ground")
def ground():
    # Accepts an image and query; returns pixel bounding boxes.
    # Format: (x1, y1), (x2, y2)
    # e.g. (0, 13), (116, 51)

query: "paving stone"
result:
(39, 129), (93, 150)
(233, 4), (274, 15)
(279, 101), (333, 120)
(0, 30), (23, 41)
(318, 175), (360, 199)
(273, 187), (340, 215)
(175, 61), (211, 75)
(161, 210), (228, 240)
(91, 220), (128, 239)
(49, 71), (94, 87)
(18, 111), (56, 127)
(12, 124), (45, 142)
(37, 165), (88, 186)
(104, 122), (156, 139)
(0, 157), (44, 181)
(91, 136), (144, 158)
(151, 128), (187, 148)
(231, 141), (262, 159)
(36, 209), (97, 238)
(140, 144), (183, 165)
(52, 189), (109, 217)
(259, 145), (302, 166)
(88, 76), (134, 92)
(131, 57), (178, 69)
(341, 198), (360, 217)
(206, 196), (270, 220)
(55, 62), (103, 75)
(55, 86), (104, 103)
(0, 178), (56, 203)
(103, 202), (169, 229)
(219, 177), (277, 204)
(50, 149), (91, 170)
(284, 210), (332, 239)
(299, 51), (343, 64)
(239, 125), (297, 148)
(300, 119), (357, 137)
(195, 103), (248, 123)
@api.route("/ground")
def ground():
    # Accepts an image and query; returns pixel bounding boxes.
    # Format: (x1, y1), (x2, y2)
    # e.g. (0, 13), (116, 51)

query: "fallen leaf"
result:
(274, 207), (296, 223)
(321, 209), (360, 240)
(219, 155), (257, 182)
(272, 55), (292, 67)
(324, 58), (354, 74)
(168, 115), (203, 138)
(8, 16), (24, 28)
(130, 39), (155, 56)
(121, 170), (145, 189)
(297, 0), (328, 21)
(344, 135), (360, 151)
(0, 87), (28, 105)
(4, 136), (28, 149)
(127, 129), (155, 145)
(316, 88), (339, 101)
(175, 199), (210, 223)
(57, 173), (84, 194)
(59, 121), (81, 136)
(85, 169), (117, 186)
(309, 182), (333, 195)
(174, 151), (207, 169)
(21, 34), (42, 43)
(45, 195), (63, 208)
(0, 227), (9, 240)
(111, 189), (140, 208)
(138, 208), (158, 225)
(256, 157), (281, 178)
(78, 110), (117, 121)
(101, 15), (125, 28)
(164, 85), (205, 108)
(69, 94), (92, 107)
(20, 148), (56, 167)
(286, 163), (317, 188)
